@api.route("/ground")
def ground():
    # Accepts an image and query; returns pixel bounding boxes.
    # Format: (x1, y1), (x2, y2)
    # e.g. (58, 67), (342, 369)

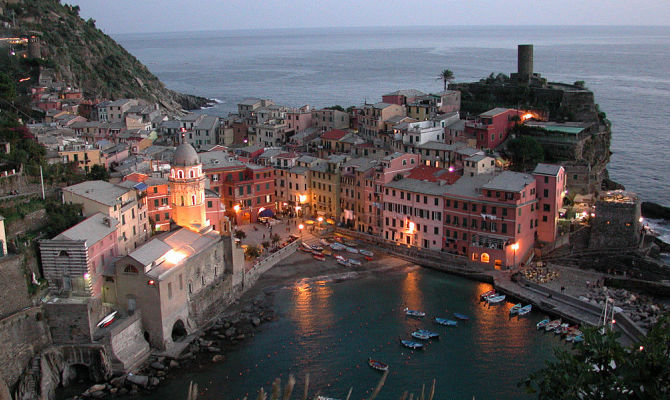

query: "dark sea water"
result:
(144, 267), (563, 400)
(115, 25), (670, 208)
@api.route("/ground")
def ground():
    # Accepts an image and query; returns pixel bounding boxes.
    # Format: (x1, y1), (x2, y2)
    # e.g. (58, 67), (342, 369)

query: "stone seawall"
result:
(242, 241), (300, 290)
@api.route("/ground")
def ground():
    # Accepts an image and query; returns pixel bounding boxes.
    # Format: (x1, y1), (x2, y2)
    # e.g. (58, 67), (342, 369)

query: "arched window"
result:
(178, 170), (184, 179)
(481, 253), (490, 263)
(189, 169), (194, 178)
(124, 265), (139, 274)
(192, 194), (196, 205)
(58, 250), (69, 257)
(180, 196), (184, 206)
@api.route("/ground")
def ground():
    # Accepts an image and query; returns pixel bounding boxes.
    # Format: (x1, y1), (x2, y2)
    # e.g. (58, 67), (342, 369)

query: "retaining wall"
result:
(0, 307), (50, 389)
(243, 240), (299, 289)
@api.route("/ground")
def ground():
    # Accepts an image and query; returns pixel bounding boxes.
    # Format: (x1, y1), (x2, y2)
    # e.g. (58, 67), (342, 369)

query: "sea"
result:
(140, 267), (562, 400)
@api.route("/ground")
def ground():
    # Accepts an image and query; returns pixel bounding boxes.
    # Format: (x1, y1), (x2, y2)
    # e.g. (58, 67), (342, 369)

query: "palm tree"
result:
(437, 69), (455, 91)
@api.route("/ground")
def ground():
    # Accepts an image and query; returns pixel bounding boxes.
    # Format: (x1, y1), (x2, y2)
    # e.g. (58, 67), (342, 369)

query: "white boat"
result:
(345, 246), (359, 254)
(96, 311), (118, 328)
(320, 239), (330, 246)
(330, 243), (345, 251)
(334, 255), (346, 262)
(404, 308), (426, 317)
(486, 294), (506, 304)
(348, 259), (362, 266)
(301, 242), (313, 250)
(517, 304), (532, 316)
(545, 319), (562, 332)
(359, 249), (374, 257)
(310, 244), (324, 251)
(509, 303), (522, 314)
(337, 258), (350, 267)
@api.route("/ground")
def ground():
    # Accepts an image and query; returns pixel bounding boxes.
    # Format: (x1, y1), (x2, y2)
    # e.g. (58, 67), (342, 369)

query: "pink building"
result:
(370, 152), (420, 234)
(464, 108), (520, 149)
(533, 163), (567, 244)
(39, 213), (119, 298)
(285, 106), (313, 133)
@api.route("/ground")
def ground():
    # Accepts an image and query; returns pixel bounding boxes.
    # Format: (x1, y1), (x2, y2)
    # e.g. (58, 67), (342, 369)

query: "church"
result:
(112, 143), (244, 350)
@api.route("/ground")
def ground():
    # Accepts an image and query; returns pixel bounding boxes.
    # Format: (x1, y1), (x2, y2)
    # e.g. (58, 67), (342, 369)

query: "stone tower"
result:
(517, 44), (533, 83)
(28, 35), (41, 59)
(169, 142), (209, 232)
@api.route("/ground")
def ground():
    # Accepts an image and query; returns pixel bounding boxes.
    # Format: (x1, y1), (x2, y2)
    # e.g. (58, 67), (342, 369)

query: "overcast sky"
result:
(75, 0), (670, 34)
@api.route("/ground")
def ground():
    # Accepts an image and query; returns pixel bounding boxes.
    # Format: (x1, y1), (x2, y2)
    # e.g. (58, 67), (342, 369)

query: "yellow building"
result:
(168, 143), (209, 233)
(58, 146), (103, 172)
(308, 155), (347, 218)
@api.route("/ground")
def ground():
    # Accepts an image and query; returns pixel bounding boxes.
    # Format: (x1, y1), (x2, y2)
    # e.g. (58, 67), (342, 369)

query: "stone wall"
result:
(103, 312), (150, 373)
(188, 274), (236, 328)
(242, 241), (299, 289)
(589, 194), (641, 250)
(6, 209), (48, 238)
(43, 298), (109, 345)
(0, 254), (33, 319)
(0, 307), (51, 389)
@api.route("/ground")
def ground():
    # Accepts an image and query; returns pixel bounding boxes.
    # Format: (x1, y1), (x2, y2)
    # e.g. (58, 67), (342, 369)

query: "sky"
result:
(75, 0), (670, 34)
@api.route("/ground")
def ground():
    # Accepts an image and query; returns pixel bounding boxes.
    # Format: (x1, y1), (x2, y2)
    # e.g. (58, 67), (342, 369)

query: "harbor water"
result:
(144, 267), (564, 399)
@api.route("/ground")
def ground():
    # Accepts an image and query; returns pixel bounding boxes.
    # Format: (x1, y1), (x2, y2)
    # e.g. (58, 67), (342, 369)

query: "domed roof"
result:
(173, 142), (200, 166)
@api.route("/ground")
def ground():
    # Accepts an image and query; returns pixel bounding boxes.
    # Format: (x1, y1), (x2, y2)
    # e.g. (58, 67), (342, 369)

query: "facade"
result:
(463, 154), (496, 177)
(358, 102), (406, 139)
(275, 166), (310, 216)
(533, 163), (567, 244)
(309, 156), (347, 219)
(123, 173), (171, 232)
(285, 106), (313, 133)
(62, 180), (149, 255)
(381, 89), (427, 106)
(312, 108), (349, 131)
(58, 145), (103, 172)
(39, 213), (119, 298)
(464, 108), (519, 149)
(589, 191), (641, 250)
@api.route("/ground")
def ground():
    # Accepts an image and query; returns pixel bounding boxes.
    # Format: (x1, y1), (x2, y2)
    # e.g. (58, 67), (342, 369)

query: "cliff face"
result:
(3, 0), (208, 113)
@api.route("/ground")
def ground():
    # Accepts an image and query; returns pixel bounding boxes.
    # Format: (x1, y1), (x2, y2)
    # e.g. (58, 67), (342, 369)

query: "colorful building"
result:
(464, 108), (520, 149)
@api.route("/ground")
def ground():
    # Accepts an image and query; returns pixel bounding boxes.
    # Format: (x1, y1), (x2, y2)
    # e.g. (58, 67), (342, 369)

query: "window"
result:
(544, 176), (549, 183)
(189, 170), (194, 178)
(434, 198), (439, 206)
(434, 227), (439, 235)
(543, 204), (550, 212)
(178, 170), (184, 179)
(168, 282), (173, 299)
(543, 215), (548, 222)
(502, 208), (508, 216)
(165, 213), (169, 220)
(155, 214), (160, 221)
(153, 187), (158, 193)
(124, 265), (138, 274)
(154, 199), (159, 207)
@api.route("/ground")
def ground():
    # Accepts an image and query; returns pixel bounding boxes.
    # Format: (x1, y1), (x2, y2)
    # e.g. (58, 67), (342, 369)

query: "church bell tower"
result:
(169, 142), (209, 232)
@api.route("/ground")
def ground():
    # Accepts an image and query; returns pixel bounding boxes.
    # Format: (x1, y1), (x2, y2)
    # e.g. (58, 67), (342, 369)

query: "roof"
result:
(385, 178), (449, 196)
(465, 154), (490, 163)
(481, 171), (535, 192)
(55, 213), (118, 244)
(108, 99), (134, 107)
(63, 181), (132, 207)
(533, 163), (563, 176)
(418, 141), (460, 152)
(525, 121), (590, 135)
(383, 89), (427, 98)
(320, 129), (349, 141)
(342, 157), (378, 173)
(288, 166), (309, 175)
(238, 98), (262, 106)
(258, 148), (284, 159)
(405, 165), (461, 184)
(456, 147), (483, 157)
(480, 108), (512, 118)
(446, 120), (466, 130)
(199, 151), (244, 169)
(371, 102), (395, 109)
(195, 115), (219, 131)
(173, 142), (200, 166)
(128, 239), (173, 267)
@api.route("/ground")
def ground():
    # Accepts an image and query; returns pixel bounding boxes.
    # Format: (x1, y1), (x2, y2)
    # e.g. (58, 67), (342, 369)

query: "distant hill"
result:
(0, 0), (209, 113)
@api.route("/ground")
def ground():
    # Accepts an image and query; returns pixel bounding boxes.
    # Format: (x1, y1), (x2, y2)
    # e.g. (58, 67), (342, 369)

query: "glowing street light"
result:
(298, 223), (304, 240)
(510, 242), (519, 267)
(317, 216), (323, 223)
(233, 204), (240, 212)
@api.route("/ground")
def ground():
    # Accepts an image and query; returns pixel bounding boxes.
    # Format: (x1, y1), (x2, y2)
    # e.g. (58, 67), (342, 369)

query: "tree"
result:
(436, 69), (455, 91)
(233, 230), (246, 240)
(245, 245), (260, 259)
(505, 136), (544, 172)
(0, 72), (17, 103)
(45, 200), (84, 237)
(86, 164), (110, 181)
(271, 233), (281, 246)
(325, 105), (344, 112)
(522, 314), (670, 399)
(261, 240), (270, 252)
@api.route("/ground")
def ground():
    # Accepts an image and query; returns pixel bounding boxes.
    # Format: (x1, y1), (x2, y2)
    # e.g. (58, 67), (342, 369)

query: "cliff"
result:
(0, 0), (209, 113)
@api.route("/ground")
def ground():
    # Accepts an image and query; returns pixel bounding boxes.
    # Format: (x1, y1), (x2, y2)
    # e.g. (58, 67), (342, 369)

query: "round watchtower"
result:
(517, 44), (533, 83)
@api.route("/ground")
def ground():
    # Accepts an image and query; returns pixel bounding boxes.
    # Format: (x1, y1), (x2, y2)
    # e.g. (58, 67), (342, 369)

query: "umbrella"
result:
(259, 208), (275, 218)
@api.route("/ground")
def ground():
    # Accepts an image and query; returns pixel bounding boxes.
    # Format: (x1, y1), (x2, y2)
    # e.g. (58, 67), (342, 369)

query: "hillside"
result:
(0, 0), (209, 113)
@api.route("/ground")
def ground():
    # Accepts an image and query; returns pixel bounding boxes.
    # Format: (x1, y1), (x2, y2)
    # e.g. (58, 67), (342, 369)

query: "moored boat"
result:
(517, 305), (532, 316)
(344, 241), (358, 247)
(345, 246), (359, 254)
(536, 318), (550, 330)
(97, 311), (117, 328)
(330, 243), (345, 251)
(337, 259), (350, 267)
(411, 331), (432, 340)
(399, 339), (424, 350)
(320, 239), (330, 246)
(348, 258), (362, 266)
(368, 358), (389, 372)
(453, 313), (469, 321)
(486, 294), (506, 304)
(322, 249), (332, 257)
(312, 253), (325, 261)
(417, 329), (439, 339)
(509, 303), (522, 314)
(572, 334), (584, 343)
(435, 317), (458, 326)
(404, 308), (426, 317)
(480, 290), (495, 300)
(360, 249), (374, 257)
(544, 319), (562, 332)
(301, 242), (313, 250)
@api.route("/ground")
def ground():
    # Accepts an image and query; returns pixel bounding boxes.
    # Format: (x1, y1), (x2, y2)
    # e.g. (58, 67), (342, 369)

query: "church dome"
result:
(173, 142), (200, 166)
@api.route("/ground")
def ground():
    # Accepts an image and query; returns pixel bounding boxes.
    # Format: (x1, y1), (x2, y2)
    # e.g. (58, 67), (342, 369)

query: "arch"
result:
(177, 170), (184, 179)
(189, 169), (194, 178)
(62, 363), (92, 387)
(58, 250), (69, 257)
(143, 331), (150, 343)
(171, 319), (187, 342)
(481, 253), (490, 263)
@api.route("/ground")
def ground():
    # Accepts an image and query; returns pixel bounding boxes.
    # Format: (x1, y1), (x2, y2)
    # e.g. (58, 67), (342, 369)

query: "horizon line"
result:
(107, 23), (670, 36)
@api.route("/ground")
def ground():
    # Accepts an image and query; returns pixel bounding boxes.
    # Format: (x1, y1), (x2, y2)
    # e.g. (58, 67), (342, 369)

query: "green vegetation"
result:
(86, 164), (110, 181)
(522, 313), (670, 399)
(271, 233), (281, 246)
(245, 245), (260, 259)
(325, 105), (345, 112)
(45, 199), (84, 238)
(234, 230), (247, 240)
(505, 136), (544, 172)
(436, 69), (455, 91)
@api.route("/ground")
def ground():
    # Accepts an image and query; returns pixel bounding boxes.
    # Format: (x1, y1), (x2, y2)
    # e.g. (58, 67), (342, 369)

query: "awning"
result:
(259, 208), (275, 218)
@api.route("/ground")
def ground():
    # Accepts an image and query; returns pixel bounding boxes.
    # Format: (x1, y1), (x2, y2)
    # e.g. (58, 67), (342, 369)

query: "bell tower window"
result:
(178, 170), (184, 179)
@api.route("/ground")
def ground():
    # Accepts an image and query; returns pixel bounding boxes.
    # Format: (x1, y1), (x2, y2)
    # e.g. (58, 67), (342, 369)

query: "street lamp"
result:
(298, 224), (304, 240)
(511, 242), (519, 267)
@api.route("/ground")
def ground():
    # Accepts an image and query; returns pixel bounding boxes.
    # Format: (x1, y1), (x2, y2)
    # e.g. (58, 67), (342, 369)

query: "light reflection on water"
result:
(143, 268), (562, 400)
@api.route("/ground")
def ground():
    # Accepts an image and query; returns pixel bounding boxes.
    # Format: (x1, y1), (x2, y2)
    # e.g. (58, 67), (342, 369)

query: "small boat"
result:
(517, 305), (532, 316)
(572, 334), (584, 343)
(544, 319), (562, 332)
(316, 397), (340, 400)
(311, 245), (324, 251)
(322, 249), (332, 257)
(344, 241), (358, 247)
(298, 246), (311, 253)
(337, 259), (350, 267)
(453, 313), (469, 321)
(348, 259), (362, 266)
(486, 294), (506, 304)
(411, 331), (432, 340)
(334, 255), (346, 262)
(509, 303), (522, 314)
(404, 308), (426, 317)
(96, 311), (117, 328)
(301, 242), (313, 250)
(480, 290), (495, 300)
(330, 243), (345, 251)
(311, 249), (322, 255)
(417, 329), (439, 339)
(368, 358), (389, 372)
(434, 317), (458, 326)
(400, 339), (424, 350)
(555, 323), (570, 335)
(536, 318), (550, 330)
(360, 249), (374, 257)
(345, 246), (359, 254)
(320, 239), (330, 246)
(312, 253), (325, 261)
